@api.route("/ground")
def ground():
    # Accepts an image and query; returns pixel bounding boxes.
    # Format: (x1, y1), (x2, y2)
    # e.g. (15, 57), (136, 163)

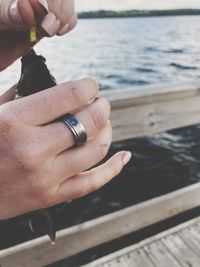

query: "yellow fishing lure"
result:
(30, 25), (37, 43)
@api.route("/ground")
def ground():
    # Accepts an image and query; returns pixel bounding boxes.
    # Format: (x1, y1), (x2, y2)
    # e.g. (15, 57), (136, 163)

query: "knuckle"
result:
(99, 97), (110, 122)
(67, 81), (86, 106)
(90, 98), (110, 130)
(100, 97), (111, 116)
(86, 77), (99, 90)
(91, 110), (104, 130)
(82, 77), (99, 94)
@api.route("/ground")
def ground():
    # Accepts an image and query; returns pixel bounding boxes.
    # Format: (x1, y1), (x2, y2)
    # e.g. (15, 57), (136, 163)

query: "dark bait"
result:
(17, 49), (57, 243)
(17, 49), (56, 97)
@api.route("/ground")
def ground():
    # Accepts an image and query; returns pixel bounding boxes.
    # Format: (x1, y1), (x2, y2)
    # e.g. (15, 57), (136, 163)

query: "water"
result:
(1, 16), (200, 91)
(1, 16), (200, 252)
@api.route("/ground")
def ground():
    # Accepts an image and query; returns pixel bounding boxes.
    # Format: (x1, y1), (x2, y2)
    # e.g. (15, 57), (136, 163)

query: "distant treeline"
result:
(78, 9), (200, 19)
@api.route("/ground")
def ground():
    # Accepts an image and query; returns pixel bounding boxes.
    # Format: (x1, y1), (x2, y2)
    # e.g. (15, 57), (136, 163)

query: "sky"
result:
(75, 0), (200, 11)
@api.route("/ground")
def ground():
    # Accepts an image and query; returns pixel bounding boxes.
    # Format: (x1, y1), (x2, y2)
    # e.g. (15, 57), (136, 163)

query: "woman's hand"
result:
(0, 78), (131, 220)
(0, 0), (77, 70)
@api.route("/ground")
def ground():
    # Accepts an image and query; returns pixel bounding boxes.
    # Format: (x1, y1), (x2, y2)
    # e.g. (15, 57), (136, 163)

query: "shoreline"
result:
(78, 9), (200, 19)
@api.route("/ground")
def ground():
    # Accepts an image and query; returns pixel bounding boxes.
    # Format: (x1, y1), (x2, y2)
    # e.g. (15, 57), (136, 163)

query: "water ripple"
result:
(170, 63), (198, 70)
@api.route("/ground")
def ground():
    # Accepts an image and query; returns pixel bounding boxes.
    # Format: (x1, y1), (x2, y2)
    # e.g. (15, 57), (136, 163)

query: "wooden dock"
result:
(84, 216), (200, 267)
(0, 83), (200, 266)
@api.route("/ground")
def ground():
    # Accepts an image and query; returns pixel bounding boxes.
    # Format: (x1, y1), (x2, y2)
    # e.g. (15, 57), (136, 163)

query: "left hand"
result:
(0, 0), (77, 70)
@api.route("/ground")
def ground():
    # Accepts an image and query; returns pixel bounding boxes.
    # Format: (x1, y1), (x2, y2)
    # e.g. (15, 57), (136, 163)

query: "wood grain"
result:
(84, 216), (200, 267)
(102, 83), (200, 141)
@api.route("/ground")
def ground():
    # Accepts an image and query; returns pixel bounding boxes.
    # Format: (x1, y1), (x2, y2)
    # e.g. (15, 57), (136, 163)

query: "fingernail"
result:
(58, 23), (70, 36)
(122, 151), (132, 166)
(9, 0), (23, 24)
(39, 0), (49, 13)
(41, 13), (60, 36)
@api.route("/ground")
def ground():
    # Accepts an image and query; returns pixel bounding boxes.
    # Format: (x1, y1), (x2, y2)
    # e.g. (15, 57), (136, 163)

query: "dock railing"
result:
(1, 83), (200, 267)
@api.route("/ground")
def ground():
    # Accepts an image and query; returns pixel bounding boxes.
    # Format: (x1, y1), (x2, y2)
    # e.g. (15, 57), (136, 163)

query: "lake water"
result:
(1, 16), (200, 91)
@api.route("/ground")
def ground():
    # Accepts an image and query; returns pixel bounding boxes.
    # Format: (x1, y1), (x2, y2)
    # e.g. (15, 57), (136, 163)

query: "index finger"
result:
(14, 78), (99, 125)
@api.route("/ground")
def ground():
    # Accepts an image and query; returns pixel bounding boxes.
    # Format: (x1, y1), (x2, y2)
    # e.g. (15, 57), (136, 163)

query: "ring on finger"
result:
(61, 113), (87, 146)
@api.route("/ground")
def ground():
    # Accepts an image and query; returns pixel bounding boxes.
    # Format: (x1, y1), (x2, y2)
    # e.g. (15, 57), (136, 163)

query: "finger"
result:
(40, 13), (61, 37)
(18, 0), (36, 26)
(57, 11), (77, 36)
(29, 0), (47, 18)
(40, 0), (77, 36)
(47, 0), (76, 28)
(51, 122), (112, 182)
(13, 78), (99, 125)
(39, 97), (110, 154)
(15, 0), (47, 26)
(0, 0), (47, 29)
(55, 151), (132, 203)
(0, 85), (16, 105)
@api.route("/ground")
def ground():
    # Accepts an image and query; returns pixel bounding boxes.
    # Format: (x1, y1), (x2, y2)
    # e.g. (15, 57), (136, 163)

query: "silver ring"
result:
(61, 114), (87, 146)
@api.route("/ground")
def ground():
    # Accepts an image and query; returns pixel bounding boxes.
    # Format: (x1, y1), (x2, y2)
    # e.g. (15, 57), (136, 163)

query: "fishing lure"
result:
(30, 26), (37, 43)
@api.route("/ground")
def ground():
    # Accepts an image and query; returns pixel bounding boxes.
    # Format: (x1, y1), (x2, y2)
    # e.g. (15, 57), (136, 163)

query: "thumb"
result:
(0, 0), (47, 30)
(0, 85), (16, 105)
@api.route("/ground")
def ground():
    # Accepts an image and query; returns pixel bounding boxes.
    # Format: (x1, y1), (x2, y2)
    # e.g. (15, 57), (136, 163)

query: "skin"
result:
(0, 0), (77, 70)
(0, 0), (131, 220)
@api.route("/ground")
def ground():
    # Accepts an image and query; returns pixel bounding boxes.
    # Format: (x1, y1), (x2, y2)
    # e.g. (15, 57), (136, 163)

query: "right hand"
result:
(0, 0), (77, 70)
(0, 78), (132, 220)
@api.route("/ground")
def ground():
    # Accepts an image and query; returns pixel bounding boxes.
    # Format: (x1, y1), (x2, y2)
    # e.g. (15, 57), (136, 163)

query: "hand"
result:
(0, 0), (77, 70)
(0, 78), (132, 220)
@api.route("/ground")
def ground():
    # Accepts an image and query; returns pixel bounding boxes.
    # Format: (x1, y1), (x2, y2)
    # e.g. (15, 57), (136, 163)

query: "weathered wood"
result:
(0, 183), (199, 267)
(143, 241), (181, 267)
(124, 249), (155, 267)
(84, 216), (200, 267)
(177, 228), (200, 257)
(102, 83), (200, 141)
(162, 233), (200, 266)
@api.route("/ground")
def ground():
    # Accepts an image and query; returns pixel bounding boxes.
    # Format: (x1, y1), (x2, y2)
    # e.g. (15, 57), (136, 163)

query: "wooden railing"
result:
(104, 82), (200, 141)
(1, 83), (200, 267)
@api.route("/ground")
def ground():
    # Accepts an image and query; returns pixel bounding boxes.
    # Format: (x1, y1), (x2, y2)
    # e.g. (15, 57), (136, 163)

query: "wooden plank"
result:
(101, 83), (200, 141)
(143, 241), (181, 267)
(123, 249), (155, 267)
(177, 228), (200, 257)
(162, 233), (200, 267)
(92, 249), (156, 267)
(84, 216), (200, 267)
(105, 256), (128, 267)
(0, 184), (200, 267)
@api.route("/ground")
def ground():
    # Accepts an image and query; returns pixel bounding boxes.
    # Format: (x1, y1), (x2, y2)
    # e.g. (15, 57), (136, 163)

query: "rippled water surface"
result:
(1, 16), (200, 90)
